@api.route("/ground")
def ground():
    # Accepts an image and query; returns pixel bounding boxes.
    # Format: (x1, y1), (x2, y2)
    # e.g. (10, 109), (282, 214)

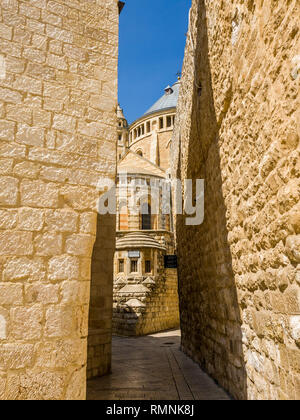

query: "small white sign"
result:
(128, 251), (140, 258)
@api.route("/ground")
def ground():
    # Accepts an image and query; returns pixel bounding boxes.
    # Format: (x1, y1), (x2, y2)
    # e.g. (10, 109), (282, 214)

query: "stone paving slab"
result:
(87, 330), (231, 400)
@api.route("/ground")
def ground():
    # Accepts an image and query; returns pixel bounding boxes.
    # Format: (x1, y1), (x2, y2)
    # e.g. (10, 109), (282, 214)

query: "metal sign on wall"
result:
(164, 255), (178, 268)
(128, 250), (140, 258)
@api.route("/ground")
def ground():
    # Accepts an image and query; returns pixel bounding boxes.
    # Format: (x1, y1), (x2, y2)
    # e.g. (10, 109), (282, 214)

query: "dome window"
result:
(164, 85), (173, 95)
(159, 117), (164, 129)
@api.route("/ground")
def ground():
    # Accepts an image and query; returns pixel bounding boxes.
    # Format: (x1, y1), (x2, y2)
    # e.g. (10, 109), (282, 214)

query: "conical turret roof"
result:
(117, 103), (126, 120)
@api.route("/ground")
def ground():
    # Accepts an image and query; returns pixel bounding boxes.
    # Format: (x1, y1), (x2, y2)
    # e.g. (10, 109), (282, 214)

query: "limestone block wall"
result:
(138, 267), (179, 335)
(113, 232), (180, 336)
(0, 0), (118, 400)
(172, 0), (299, 400)
(87, 328), (111, 380)
(113, 263), (180, 336)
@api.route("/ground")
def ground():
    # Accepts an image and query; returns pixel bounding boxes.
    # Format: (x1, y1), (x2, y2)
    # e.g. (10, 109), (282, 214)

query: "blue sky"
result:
(118, 0), (191, 124)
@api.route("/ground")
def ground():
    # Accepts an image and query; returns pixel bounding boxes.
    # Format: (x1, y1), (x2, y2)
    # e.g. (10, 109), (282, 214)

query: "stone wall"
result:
(113, 262), (179, 336)
(172, 0), (299, 400)
(138, 267), (179, 335)
(0, 0), (118, 400)
(113, 231), (180, 336)
(87, 328), (111, 380)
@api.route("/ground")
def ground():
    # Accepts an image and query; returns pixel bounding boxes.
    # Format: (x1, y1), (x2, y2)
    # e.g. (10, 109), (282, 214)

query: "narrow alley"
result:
(87, 330), (230, 400)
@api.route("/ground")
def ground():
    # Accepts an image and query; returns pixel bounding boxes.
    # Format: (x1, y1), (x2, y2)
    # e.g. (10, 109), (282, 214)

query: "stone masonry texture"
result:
(171, 0), (300, 400)
(0, 0), (118, 400)
(113, 262), (180, 337)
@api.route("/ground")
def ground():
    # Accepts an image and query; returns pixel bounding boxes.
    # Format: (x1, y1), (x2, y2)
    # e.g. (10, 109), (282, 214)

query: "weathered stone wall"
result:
(113, 230), (180, 336)
(172, 0), (299, 400)
(137, 267), (179, 335)
(0, 0), (118, 400)
(87, 328), (111, 380)
(113, 258), (180, 336)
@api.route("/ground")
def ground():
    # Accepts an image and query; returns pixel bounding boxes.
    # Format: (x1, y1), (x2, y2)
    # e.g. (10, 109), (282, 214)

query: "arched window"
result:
(136, 149), (143, 157)
(141, 203), (151, 230)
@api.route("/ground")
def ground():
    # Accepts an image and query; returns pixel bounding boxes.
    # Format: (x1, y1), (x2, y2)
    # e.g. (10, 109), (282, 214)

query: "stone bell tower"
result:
(117, 104), (129, 161)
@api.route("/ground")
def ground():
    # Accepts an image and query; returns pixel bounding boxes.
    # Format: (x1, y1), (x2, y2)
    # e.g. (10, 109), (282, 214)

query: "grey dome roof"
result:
(144, 80), (180, 116)
(116, 232), (166, 250)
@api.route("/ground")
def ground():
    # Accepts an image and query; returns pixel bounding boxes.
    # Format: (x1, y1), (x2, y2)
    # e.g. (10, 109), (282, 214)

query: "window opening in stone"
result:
(145, 260), (151, 273)
(141, 203), (152, 230)
(119, 259), (124, 273)
(130, 259), (138, 273)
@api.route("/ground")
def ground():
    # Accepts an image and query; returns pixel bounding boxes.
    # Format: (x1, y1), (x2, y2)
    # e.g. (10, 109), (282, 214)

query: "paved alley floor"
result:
(87, 330), (230, 400)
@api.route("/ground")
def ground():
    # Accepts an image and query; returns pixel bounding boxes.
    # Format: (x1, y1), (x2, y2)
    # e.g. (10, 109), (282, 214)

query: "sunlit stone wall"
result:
(0, 0), (119, 400)
(172, 0), (299, 400)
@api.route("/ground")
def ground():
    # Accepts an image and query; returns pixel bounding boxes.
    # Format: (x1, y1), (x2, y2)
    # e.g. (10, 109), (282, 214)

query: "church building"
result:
(113, 80), (181, 336)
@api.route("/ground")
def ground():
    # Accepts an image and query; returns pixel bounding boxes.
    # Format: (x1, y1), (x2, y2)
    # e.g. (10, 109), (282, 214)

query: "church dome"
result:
(143, 80), (180, 117)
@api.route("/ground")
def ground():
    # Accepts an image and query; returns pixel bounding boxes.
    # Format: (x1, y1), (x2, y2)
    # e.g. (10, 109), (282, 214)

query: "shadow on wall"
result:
(175, 2), (247, 400)
(87, 213), (116, 380)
